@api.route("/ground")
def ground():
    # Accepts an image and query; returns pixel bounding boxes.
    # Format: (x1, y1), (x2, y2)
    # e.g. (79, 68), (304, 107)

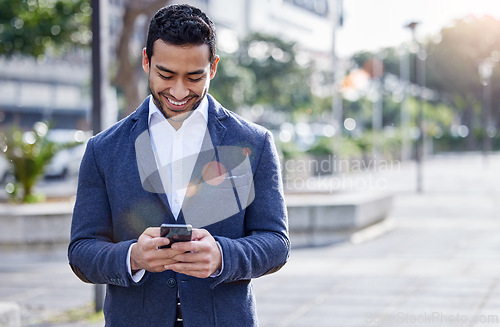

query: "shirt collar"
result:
(148, 95), (209, 128)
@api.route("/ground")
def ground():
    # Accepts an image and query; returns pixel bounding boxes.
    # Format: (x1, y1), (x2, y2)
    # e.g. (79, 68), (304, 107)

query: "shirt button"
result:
(175, 198), (180, 203)
(167, 278), (177, 288)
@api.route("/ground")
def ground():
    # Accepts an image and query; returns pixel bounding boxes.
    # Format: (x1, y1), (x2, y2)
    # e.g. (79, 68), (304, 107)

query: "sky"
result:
(336, 0), (500, 57)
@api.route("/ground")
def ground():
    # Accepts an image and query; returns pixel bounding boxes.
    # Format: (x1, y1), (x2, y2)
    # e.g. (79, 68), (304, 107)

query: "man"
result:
(68, 4), (290, 327)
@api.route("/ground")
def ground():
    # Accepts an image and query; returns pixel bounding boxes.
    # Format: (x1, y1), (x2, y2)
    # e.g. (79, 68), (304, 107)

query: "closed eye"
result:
(188, 76), (203, 82)
(158, 73), (173, 80)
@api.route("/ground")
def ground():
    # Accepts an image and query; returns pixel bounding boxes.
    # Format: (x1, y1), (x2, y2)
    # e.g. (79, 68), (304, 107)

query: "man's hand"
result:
(166, 229), (222, 279)
(130, 227), (184, 273)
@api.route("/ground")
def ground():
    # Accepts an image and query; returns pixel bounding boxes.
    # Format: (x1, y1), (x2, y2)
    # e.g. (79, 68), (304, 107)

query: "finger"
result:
(170, 251), (198, 263)
(170, 240), (195, 253)
(140, 249), (184, 271)
(167, 262), (213, 279)
(143, 227), (161, 238)
(151, 236), (171, 250)
(171, 229), (212, 252)
(191, 228), (209, 241)
(138, 236), (168, 252)
(148, 257), (180, 270)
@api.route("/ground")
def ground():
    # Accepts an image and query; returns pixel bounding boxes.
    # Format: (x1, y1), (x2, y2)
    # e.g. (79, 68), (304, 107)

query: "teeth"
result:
(167, 98), (188, 106)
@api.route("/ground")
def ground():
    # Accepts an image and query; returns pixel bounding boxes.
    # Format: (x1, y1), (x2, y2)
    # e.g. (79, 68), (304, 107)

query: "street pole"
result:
(331, 0), (343, 157)
(372, 53), (383, 160)
(479, 58), (495, 166)
(416, 48), (426, 194)
(405, 22), (424, 193)
(482, 75), (492, 165)
(92, 0), (102, 135)
(91, 0), (108, 312)
(399, 45), (411, 161)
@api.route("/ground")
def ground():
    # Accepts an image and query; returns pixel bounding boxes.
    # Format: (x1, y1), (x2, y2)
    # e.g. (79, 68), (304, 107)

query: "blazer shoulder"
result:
(91, 98), (149, 148)
(209, 96), (270, 140)
(227, 110), (269, 137)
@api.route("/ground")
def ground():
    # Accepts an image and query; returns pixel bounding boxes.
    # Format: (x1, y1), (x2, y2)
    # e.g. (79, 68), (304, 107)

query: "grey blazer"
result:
(68, 95), (290, 326)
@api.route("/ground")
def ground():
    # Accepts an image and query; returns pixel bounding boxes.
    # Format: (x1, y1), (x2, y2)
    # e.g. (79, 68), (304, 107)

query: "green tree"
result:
(209, 52), (256, 111)
(0, 0), (91, 57)
(348, 16), (500, 152)
(236, 33), (314, 112)
(112, 0), (174, 116)
(426, 15), (500, 149)
(0, 0), (172, 117)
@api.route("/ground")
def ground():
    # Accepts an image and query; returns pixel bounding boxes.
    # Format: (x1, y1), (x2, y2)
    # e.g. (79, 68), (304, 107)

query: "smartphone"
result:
(159, 224), (193, 249)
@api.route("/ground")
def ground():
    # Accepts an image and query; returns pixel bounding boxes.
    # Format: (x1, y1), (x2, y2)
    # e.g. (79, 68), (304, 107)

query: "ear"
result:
(209, 56), (220, 79)
(142, 48), (150, 74)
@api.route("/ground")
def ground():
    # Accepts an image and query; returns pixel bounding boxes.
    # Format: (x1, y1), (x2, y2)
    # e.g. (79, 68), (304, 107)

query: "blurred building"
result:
(206, 0), (333, 54)
(0, 54), (90, 130)
(0, 0), (338, 130)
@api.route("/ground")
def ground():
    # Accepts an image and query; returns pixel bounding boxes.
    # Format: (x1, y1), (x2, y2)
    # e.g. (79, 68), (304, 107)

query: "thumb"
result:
(191, 228), (209, 241)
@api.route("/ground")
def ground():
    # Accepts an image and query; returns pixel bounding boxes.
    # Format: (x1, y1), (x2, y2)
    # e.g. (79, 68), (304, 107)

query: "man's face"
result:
(142, 40), (219, 119)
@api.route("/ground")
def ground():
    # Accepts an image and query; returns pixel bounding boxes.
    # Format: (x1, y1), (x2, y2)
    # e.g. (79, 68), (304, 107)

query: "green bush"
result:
(306, 136), (334, 156)
(0, 122), (78, 203)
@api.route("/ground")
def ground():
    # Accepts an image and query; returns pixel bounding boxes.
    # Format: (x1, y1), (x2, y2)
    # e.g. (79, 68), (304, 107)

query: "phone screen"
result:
(159, 224), (192, 248)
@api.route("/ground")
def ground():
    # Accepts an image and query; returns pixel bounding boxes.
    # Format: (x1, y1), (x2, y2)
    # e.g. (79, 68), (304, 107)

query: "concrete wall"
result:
(0, 202), (73, 245)
(0, 193), (392, 248)
(286, 192), (393, 247)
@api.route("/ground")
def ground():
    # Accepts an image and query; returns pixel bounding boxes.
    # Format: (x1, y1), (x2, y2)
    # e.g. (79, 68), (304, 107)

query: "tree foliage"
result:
(112, 0), (174, 116)
(0, 0), (91, 58)
(347, 15), (500, 151)
(0, 0), (171, 117)
(209, 52), (255, 111)
(426, 15), (500, 137)
(237, 33), (314, 112)
(211, 33), (314, 114)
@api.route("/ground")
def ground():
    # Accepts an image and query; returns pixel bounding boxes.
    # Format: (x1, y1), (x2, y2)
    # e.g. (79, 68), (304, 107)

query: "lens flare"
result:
(202, 161), (227, 186)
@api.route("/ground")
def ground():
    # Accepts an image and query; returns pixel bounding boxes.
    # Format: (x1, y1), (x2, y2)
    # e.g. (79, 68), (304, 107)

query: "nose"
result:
(169, 79), (190, 100)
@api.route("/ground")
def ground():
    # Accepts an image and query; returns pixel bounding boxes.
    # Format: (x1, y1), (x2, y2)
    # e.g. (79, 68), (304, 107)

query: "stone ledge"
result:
(285, 192), (393, 247)
(0, 201), (74, 245)
(0, 302), (20, 327)
(0, 193), (393, 248)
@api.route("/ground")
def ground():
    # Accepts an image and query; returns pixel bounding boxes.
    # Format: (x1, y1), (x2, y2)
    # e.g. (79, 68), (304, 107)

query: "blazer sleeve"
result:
(67, 137), (143, 287)
(212, 131), (290, 287)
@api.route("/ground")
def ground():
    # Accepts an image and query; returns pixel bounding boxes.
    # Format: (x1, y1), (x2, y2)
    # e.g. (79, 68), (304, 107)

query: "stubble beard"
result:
(148, 80), (205, 122)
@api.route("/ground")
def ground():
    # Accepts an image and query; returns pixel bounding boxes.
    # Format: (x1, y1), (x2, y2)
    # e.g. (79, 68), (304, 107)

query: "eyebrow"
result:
(155, 64), (206, 75)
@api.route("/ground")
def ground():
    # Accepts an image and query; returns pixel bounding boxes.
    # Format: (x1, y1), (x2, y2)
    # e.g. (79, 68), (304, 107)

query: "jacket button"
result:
(167, 278), (177, 288)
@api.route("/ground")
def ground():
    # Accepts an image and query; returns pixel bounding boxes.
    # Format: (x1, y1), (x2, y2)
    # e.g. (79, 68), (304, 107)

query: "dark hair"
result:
(146, 4), (217, 64)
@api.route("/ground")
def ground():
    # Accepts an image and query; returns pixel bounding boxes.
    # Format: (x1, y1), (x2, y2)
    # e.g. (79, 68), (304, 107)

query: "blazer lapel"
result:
(206, 95), (228, 149)
(132, 95), (230, 226)
(185, 96), (229, 188)
(178, 95), (238, 227)
(131, 98), (175, 221)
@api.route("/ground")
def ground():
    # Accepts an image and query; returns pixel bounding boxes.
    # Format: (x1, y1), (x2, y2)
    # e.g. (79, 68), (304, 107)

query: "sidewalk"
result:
(255, 152), (500, 326)
(1, 152), (499, 326)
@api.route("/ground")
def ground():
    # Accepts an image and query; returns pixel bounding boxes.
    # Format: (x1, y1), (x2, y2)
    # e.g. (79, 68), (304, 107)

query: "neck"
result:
(166, 110), (193, 131)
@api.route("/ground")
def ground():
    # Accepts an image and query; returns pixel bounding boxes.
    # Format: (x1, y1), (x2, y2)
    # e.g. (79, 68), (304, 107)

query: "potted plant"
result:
(0, 121), (80, 203)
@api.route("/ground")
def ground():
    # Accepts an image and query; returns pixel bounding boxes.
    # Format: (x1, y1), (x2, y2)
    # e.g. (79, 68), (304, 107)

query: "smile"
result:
(167, 97), (189, 106)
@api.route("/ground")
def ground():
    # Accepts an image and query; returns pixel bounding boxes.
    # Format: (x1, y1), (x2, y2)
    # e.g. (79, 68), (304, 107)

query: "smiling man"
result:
(144, 41), (218, 120)
(68, 4), (290, 327)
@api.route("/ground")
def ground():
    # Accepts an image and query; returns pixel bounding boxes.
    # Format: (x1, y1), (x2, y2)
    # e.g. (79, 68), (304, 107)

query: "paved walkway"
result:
(255, 152), (500, 327)
(1, 152), (499, 326)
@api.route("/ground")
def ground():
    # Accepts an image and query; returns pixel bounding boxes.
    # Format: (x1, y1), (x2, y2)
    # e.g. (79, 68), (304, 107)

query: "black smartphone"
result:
(159, 224), (193, 249)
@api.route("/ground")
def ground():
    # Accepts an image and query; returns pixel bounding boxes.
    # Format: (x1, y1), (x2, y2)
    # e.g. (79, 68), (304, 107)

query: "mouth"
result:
(162, 94), (198, 112)
(167, 97), (189, 106)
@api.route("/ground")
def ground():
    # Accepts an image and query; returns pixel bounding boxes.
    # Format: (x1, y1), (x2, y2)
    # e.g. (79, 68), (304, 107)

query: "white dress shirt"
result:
(127, 95), (216, 282)
(148, 95), (208, 217)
